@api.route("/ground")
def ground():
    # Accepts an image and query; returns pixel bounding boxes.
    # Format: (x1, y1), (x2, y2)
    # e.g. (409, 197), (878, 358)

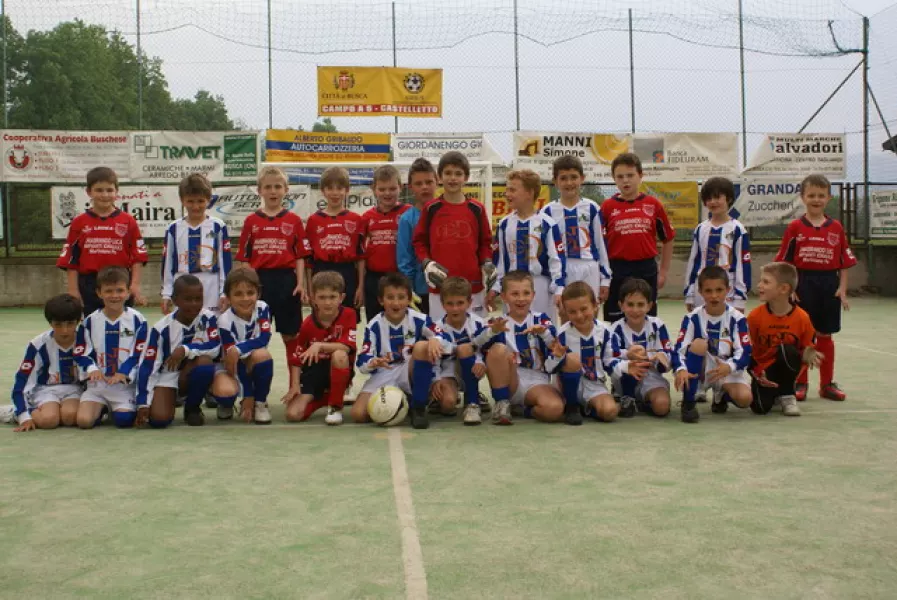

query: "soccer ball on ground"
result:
(367, 386), (409, 427)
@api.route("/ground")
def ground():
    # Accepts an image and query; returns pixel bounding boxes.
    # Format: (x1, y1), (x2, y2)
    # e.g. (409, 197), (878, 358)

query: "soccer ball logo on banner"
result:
(404, 73), (425, 94)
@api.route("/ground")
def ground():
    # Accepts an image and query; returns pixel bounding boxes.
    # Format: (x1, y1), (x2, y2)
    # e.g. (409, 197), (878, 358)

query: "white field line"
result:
(388, 428), (428, 600)
(841, 343), (897, 358)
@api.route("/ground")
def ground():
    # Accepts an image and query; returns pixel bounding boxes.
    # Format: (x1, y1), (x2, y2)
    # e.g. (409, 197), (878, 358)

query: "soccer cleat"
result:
(780, 395), (801, 416)
(204, 395), (218, 409)
(217, 404), (234, 420)
(254, 403), (272, 425)
(0, 405), (16, 424)
(820, 382), (847, 402)
(493, 400), (513, 426)
(711, 392), (729, 414)
(564, 402), (583, 426)
(478, 392), (491, 414)
(462, 403), (482, 426)
(794, 383), (808, 402)
(680, 401), (700, 423)
(324, 406), (343, 426)
(183, 405), (205, 427)
(618, 396), (637, 418)
(174, 396), (185, 408)
(410, 406), (430, 429)
(694, 390), (708, 404)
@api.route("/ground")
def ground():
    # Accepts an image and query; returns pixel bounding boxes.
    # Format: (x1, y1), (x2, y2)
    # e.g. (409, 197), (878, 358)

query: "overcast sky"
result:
(7, 0), (897, 179)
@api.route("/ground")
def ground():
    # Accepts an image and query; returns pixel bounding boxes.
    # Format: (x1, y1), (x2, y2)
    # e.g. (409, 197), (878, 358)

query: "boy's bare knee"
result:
(456, 344), (474, 359)
(561, 353), (581, 372)
(596, 397), (618, 422)
(76, 415), (96, 430)
(410, 341), (430, 359)
(331, 350), (350, 368)
(212, 376), (239, 398)
(351, 396), (371, 423)
(249, 348), (272, 365)
(33, 411), (60, 430)
(689, 338), (708, 355)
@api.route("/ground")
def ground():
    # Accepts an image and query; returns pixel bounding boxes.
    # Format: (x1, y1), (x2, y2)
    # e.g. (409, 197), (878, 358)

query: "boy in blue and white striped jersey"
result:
(161, 174), (232, 316)
(488, 169), (566, 319)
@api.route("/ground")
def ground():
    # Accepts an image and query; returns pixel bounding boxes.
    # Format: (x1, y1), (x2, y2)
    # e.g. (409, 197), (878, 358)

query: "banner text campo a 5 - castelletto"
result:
(317, 67), (443, 117)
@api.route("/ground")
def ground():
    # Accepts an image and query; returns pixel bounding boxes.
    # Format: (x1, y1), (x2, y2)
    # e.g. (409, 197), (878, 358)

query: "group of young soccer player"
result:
(4, 149), (857, 431)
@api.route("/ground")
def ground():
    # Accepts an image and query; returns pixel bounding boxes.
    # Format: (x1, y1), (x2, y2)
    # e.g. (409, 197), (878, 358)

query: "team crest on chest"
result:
(345, 221), (357, 234)
(641, 203), (655, 217)
(281, 223), (294, 236)
(827, 232), (838, 246)
(114, 223), (128, 237)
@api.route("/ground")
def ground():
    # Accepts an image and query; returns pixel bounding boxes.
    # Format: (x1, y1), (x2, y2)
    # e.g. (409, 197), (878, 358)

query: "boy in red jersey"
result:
(237, 166), (311, 378)
(775, 174), (856, 402)
(361, 165), (409, 321)
(412, 151), (494, 320)
(57, 166), (148, 317)
(283, 272), (357, 426)
(600, 153), (674, 322)
(305, 166), (365, 315)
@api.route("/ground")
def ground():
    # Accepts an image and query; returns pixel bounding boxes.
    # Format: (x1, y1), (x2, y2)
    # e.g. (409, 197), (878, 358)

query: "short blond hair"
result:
(372, 164), (402, 187)
(439, 276), (472, 301)
(761, 262), (798, 292)
(506, 169), (541, 201)
(321, 166), (350, 190)
(311, 271), (346, 294)
(257, 165), (288, 187)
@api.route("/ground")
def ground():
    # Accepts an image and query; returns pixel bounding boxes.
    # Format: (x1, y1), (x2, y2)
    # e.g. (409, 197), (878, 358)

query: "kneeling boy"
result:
(747, 262), (821, 416)
(673, 266), (753, 423)
(9, 294), (84, 431)
(484, 270), (565, 425)
(283, 271), (357, 426)
(136, 275), (234, 427)
(353, 273), (452, 429)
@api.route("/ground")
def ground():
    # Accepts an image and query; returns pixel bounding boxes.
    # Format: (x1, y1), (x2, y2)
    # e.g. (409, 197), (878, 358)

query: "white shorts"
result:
(703, 356), (750, 390)
(171, 271), (222, 314)
(148, 369), (180, 391)
(28, 384), (83, 409)
(612, 369), (671, 400)
(577, 377), (611, 405)
(429, 291), (487, 321)
(566, 259), (603, 290)
(511, 368), (551, 405)
(81, 381), (137, 412)
(361, 365), (413, 396)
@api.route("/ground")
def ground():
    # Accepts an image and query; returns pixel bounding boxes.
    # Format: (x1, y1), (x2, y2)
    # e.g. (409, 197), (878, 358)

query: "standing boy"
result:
(600, 153), (674, 322)
(361, 165), (409, 320)
(57, 166), (148, 316)
(413, 151), (494, 320)
(397, 158), (438, 315)
(237, 166), (311, 379)
(489, 168), (566, 318)
(73, 266), (148, 429)
(684, 177), (751, 312)
(748, 263), (821, 416)
(305, 166), (365, 312)
(541, 155), (611, 310)
(161, 173), (232, 315)
(775, 174), (855, 402)
(673, 266), (753, 423)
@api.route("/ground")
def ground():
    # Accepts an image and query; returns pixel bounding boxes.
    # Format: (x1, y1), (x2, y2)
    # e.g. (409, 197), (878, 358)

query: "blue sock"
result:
(459, 356), (479, 405)
(238, 361), (255, 397)
(112, 411), (136, 428)
(251, 359), (274, 405)
(492, 386), (510, 402)
(148, 418), (173, 429)
(411, 360), (434, 408)
(186, 365), (215, 408)
(214, 394), (237, 408)
(523, 406), (534, 419)
(620, 374), (638, 398)
(684, 351), (704, 404)
(559, 371), (581, 407)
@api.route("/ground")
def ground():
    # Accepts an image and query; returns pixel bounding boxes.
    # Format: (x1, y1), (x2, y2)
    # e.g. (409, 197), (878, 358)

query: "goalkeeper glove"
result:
(422, 259), (448, 288)
(481, 260), (497, 292)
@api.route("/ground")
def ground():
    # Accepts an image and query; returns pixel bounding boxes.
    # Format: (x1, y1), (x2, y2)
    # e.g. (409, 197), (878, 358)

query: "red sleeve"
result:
(359, 210), (371, 259)
(413, 204), (431, 262)
(57, 216), (82, 269)
(237, 215), (253, 262)
(336, 308), (358, 353)
(774, 221), (798, 263)
(129, 216), (148, 265)
(838, 225), (857, 269)
(477, 202), (493, 264)
(292, 215), (311, 260)
(654, 199), (675, 241)
(286, 335), (303, 368)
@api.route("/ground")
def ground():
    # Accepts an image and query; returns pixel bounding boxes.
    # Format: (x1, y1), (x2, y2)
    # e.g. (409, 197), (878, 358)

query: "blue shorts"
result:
(257, 269), (302, 335)
(797, 270), (841, 334)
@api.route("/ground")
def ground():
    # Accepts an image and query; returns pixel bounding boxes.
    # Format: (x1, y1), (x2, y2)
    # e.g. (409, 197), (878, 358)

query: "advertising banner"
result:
(870, 190), (897, 238)
(317, 67), (442, 117)
(51, 186), (182, 239)
(640, 181), (700, 230)
(129, 131), (258, 183)
(743, 134), (845, 179)
(265, 130), (391, 162)
(391, 132), (504, 164)
(209, 185), (311, 233)
(730, 181), (803, 227)
(3, 130), (130, 183)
